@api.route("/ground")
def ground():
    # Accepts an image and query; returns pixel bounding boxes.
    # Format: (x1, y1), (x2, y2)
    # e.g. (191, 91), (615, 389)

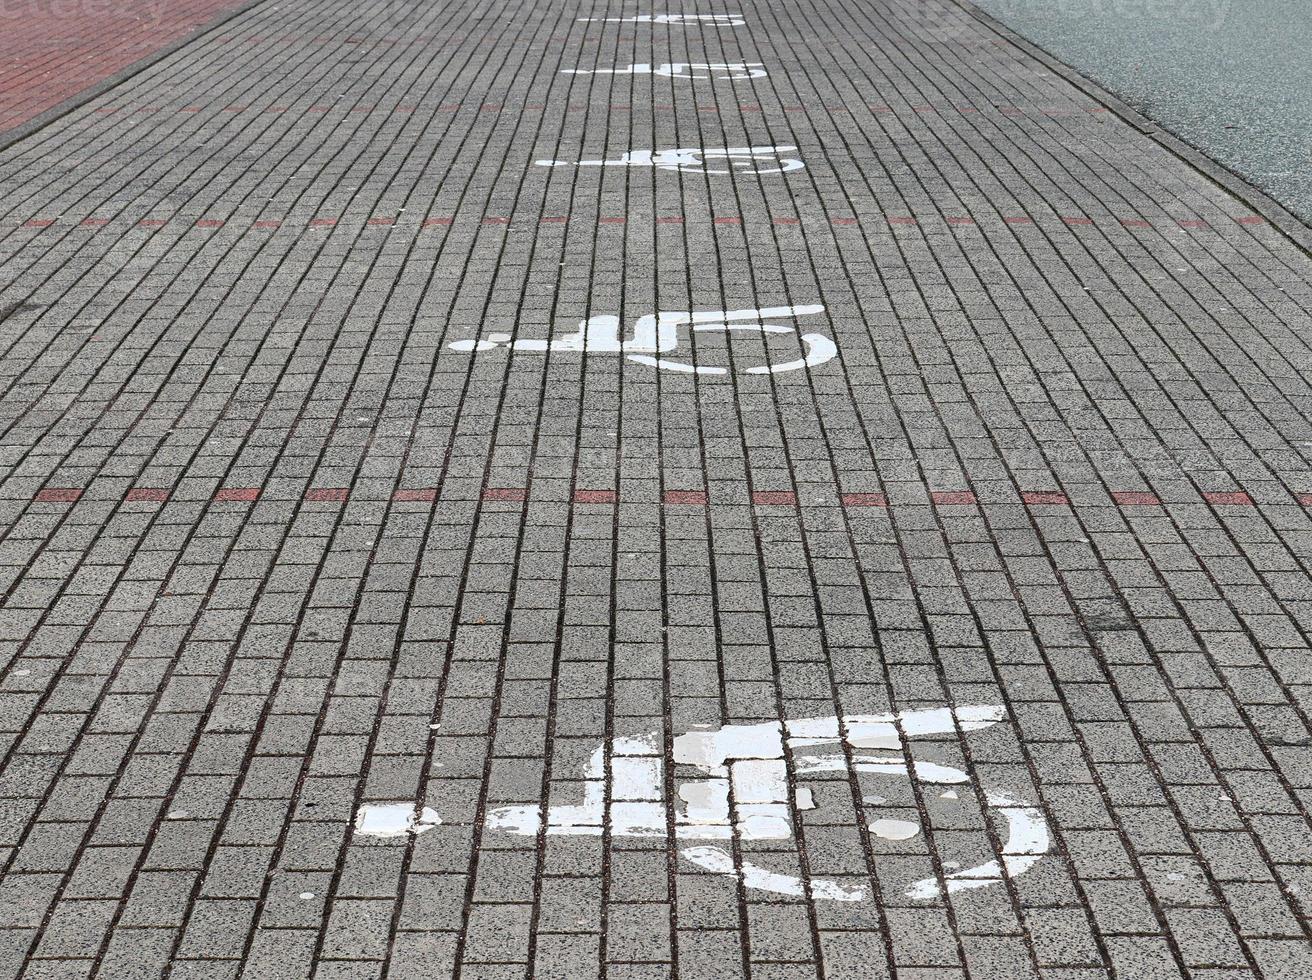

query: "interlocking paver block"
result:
(0, 0), (1310, 975)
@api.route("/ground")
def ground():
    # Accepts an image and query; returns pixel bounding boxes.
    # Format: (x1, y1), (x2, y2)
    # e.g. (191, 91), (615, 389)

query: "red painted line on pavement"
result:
(657, 216), (684, 225)
(126, 488), (170, 502)
(138, 219), (168, 228)
(1203, 491), (1254, 506)
(423, 217), (454, 227)
(1022, 491), (1069, 505)
(574, 489), (617, 503)
(947, 216), (975, 226)
(393, 488), (437, 502)
(483, 216), (510, 225)
(310, 218), (337, 227)
(253, 220), (282, 229)
(82, 218), (110, 227)
(752, 490), (797, 506)
(1062, 216), (1094, 226)
(1112, 491), (1160, 506)
(540, 216), (569, 224)
(714, 217), (741, 225)
(195, 219), (224, 228)
(22, 219), (53, 229)
(664, 490), (707, 505)
(599, 217), (626, 224)
(831, 218), (858, 226)
(35, 488), (82, 503)
(1004, 216), (1033, 225)
(841, 492), (888, 507)
(214, 487), (261, 502)
(1235, 215), (1265, 225)
(1120, 218), (1152, 229)
(483, 487), (527, 502)
(305, 488), (349, 502)
(368, 217), (396, 226)
(887, 216), (918, 226)
(1297, 493), (1312, 507)
(932, 490), (976, 505)
(1177, 219), (1209, 229)
(773, 217), (800, 225)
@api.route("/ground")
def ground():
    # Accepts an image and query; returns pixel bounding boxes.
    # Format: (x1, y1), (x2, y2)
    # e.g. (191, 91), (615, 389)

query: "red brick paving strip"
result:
(841, 492), (888, 507)
(663, 489), (708, 505)
(1112, 490), (1162, 506)
(573, 489), (617, 503)
(0, 0), (259, 136)
(931, 490), (977, 505)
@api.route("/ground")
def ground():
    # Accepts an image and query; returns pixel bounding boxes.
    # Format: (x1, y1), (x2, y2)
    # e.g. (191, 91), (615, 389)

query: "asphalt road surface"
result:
(970, 0), (1312, 223)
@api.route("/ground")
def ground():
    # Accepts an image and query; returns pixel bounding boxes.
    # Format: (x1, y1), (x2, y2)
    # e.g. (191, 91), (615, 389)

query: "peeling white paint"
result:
(479, 704), (1050, 903)
(536, 146), (803, 174)
(904, 791), (1050, 900)
(870, 818), (920, 841)
(449, 304), (835, 377)
(354, 803), (441, 838)
(681, 845), (865, 902)
(730, 759), (788, 803)
(562, 63), (765, 80)
(578, 14), (746, 26)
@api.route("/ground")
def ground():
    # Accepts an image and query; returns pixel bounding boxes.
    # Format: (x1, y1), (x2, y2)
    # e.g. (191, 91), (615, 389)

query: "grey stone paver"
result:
(0, 0), (1310, 977)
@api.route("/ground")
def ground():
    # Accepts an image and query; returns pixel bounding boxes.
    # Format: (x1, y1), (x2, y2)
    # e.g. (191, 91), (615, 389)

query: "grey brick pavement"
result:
(0, 0), (1311, 977)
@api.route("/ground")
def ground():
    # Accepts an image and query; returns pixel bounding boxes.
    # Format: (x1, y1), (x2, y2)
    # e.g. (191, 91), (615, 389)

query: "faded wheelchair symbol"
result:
(486, 704), (1050, 902)
(536, 145), (803, 175)
(561, 63), (766, 81)
(447, 304), (836, 376)
(578, 13), (746, 26)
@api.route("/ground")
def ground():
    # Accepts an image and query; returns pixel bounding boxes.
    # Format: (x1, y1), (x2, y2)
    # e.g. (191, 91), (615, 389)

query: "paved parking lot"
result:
(0, 0), (1311, 977)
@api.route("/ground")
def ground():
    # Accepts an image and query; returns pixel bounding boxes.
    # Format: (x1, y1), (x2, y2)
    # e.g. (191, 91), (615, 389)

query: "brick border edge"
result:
(0, 0), (272, 157)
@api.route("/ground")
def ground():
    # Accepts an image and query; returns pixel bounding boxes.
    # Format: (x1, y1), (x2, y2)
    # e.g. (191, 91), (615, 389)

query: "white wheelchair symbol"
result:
(578, 13), (746, 26)
(486, 704), (1050, 902)
(561, 62), (766, 81)
(447, 304), (836, 376)
(536, 145), (804, 175)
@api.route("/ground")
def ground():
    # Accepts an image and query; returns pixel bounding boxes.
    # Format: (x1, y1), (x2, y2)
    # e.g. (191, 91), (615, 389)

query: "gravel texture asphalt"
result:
(968, 0), (1312, 224)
